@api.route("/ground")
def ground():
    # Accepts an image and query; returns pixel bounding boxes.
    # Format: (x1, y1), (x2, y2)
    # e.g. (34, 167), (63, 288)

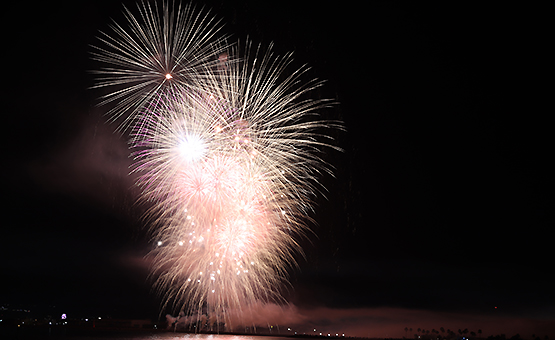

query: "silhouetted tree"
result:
(487, 334), (506, 340)
(509, 334), (522, 340)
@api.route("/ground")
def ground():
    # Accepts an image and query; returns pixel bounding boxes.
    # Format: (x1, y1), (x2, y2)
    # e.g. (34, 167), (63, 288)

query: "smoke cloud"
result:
(165, 305), (555, 338)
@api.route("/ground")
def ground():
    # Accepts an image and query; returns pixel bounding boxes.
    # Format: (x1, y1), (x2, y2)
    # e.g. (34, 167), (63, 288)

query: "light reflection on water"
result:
(3, 330), (292, 340)
(99, 334), (287, 340)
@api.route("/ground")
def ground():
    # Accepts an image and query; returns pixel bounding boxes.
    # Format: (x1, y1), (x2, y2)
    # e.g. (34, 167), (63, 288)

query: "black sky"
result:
(3, 0), (553, 336)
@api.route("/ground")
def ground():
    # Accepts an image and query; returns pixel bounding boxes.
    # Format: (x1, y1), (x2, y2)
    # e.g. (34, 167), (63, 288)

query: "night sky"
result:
(3, 1), (553, 338)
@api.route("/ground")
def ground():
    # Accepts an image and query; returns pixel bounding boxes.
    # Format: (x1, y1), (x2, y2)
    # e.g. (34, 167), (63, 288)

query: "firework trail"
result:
(93, 1), (342, 331)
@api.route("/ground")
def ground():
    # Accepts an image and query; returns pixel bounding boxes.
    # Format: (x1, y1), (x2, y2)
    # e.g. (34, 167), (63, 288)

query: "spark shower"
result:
(91, 1), (342, 331)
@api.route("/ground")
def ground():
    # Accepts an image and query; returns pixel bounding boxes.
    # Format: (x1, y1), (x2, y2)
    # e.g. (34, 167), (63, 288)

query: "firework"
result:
(90, 0), (229, 130)
(93, 2), (342, 332)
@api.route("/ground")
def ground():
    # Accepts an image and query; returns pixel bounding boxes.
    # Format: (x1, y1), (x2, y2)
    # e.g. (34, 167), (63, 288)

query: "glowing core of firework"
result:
(178, 135), (206, 162)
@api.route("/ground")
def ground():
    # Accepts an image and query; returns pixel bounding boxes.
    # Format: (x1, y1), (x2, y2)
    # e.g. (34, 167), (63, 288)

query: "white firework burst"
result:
(90, 0), (229, 130)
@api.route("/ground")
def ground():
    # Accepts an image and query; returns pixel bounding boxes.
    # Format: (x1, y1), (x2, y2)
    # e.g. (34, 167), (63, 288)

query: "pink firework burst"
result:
(93, 2), (343, 331)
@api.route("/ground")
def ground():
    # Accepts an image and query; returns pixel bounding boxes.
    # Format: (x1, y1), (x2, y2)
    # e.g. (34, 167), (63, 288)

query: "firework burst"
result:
(93, 1), (342, 331)
(90, 0), (229, 130)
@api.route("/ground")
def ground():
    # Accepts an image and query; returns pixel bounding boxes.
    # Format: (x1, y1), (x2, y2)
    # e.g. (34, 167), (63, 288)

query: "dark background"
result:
(3, 0), (553, 334)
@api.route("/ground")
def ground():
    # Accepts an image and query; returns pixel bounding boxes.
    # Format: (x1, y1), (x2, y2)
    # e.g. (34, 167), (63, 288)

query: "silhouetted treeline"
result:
(402, 327), (550, 340)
